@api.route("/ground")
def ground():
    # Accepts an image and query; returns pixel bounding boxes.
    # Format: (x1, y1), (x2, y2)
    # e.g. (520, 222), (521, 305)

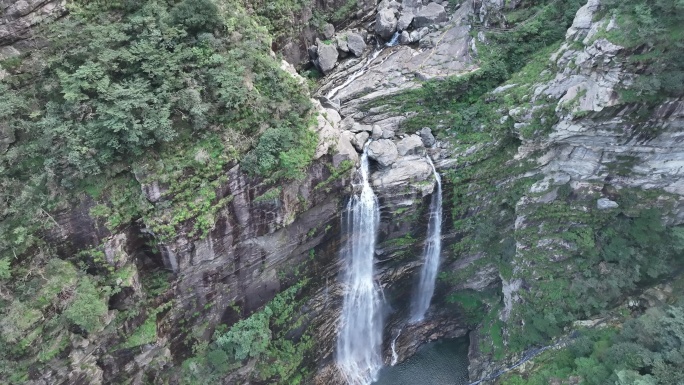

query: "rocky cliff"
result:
(1, 0), (683, 384)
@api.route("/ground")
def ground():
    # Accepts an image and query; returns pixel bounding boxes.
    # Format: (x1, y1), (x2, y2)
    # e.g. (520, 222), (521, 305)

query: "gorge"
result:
(0, 0), (683, 385)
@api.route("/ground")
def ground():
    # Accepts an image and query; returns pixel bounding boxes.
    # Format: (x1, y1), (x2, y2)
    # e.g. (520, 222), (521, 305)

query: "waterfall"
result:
(337, 145), (384, 385)
(390, 328), (403, 366)
(385, 31), (400, 47)
(410, 157), (443, 323)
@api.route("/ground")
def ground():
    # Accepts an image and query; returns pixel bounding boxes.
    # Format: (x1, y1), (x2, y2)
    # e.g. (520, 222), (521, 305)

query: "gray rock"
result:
(352, 131), (370, 151)
(336, 35), (349, 52)
(371, 157), (433, 191)
(322, 23), (335, 40)
(400, 30), (411, 45)
(419, 127), (435, 147)
(597, 198), (619, 210)
(346, 33), (367, 57)
(350, 122), (372, 133)
(402, 0), (424, 12)
(396, 135), (425, 156)
(372, 125), (383, 140)
(317, 43), (338, 74)
(409, 27), (429, 42)
(334, 131), (360, 167)
(375, 8), (398, 39)
(397, 12), (414, 31)
(368, 139), (399, 167)
(382, 129), (395, 139)
(413, 2), (447, 28)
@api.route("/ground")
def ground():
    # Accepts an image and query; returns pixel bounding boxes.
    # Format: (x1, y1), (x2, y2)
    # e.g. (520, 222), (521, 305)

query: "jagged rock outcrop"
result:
(0, 0), (66, 46)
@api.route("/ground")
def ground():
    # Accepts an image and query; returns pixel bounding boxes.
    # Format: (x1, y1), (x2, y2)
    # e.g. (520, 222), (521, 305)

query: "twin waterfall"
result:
(337, 146), (443, 384)
(337, 146), (384, 385)
(410, 157), (443, 323)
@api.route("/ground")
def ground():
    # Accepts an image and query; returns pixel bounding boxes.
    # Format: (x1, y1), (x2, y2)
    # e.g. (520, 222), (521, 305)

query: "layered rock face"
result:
(5, 0), (684, 384)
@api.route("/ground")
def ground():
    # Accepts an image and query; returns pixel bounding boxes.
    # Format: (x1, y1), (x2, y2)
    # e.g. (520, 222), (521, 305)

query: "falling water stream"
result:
(410, 157), (443, 323)
(337, 145), (384, 385)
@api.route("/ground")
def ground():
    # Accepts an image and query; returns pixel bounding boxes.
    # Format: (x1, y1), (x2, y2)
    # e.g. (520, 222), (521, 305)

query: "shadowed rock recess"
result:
(1, 0), (683, 384)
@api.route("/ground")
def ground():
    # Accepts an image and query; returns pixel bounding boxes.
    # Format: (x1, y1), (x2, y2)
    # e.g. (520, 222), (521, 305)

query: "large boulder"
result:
(413, 2), (448, 28)
(334, 131), (360, 167)
(400, 31), (411, 45)
(371, 157), (434, 191)
(410, 27), (429, 43)
(322, 23), (335, 39)
(317, 43), (338, 74)
(396, 135), (425, 156)
(420, 127), (436, 147)
(346, 33), (367, 57)
(368, 139), (399, 167)
(375, 8), (398, 39)
(397, 12), (414, 31)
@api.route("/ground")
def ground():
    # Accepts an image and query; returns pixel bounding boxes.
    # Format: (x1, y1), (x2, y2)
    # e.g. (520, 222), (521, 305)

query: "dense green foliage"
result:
(502, 303), (684, 385)
(181, 281), (312, 384)
(0, 0), (317, 259)
(600, 0), (684, 101)
(0, 0), (319, 382)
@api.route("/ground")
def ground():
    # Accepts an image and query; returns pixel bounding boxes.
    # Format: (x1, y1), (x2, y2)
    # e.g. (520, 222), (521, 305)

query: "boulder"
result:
(400, 30), (411, 45)
(346, 33), (367, 57)
(322, 23), (335, 39)
(371, 157), (433, 191)
(396, 135), (425, 156)
(336, 35), (349, 52)
(371, 125), (383, 140)
(402, 0), (423, 12)
(350, 123), (372, 133)
(352, 132), (370, 151)
(375, 8), (398, 39)
(334, 131), (360, 167)
(597, 198), (619, 210)
(397, 12), (414, 31)
(382, 129), (395, 139)
(413, 2), (447, 28)
(409, 27), (429, 43)
(317, 43), (338, 74)
(388, 0), (402, 10)
(367, 139), (399, 167)
(419, 127), (435, 147)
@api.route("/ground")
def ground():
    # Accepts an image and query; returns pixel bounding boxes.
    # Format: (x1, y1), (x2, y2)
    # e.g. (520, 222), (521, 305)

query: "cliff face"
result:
(2, 0), (683, 384)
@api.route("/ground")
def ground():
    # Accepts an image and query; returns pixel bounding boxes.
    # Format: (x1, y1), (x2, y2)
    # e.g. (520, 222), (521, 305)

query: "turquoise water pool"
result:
(373, 338), (470, 385)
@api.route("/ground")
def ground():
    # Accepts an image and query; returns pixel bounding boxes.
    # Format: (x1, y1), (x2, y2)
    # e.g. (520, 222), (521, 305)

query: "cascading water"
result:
(337, 145), (384, 385)
(385, 31), (400, 47)
(410, 157), (443, 323)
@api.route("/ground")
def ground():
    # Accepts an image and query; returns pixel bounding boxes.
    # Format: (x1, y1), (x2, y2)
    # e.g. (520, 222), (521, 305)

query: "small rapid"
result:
(337, 144), (384, 385)
(410, 157), (443, 323)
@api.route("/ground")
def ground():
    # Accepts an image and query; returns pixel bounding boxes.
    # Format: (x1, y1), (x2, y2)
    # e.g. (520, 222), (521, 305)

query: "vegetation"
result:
(502, 302), (684, 385)
(0, 0), (320, 382)
(181, 280), (312, 384)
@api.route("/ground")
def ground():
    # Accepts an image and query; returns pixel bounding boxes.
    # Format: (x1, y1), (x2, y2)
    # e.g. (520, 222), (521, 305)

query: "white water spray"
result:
(410, 157), (443, 323)
(336, 145), (384, 385)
